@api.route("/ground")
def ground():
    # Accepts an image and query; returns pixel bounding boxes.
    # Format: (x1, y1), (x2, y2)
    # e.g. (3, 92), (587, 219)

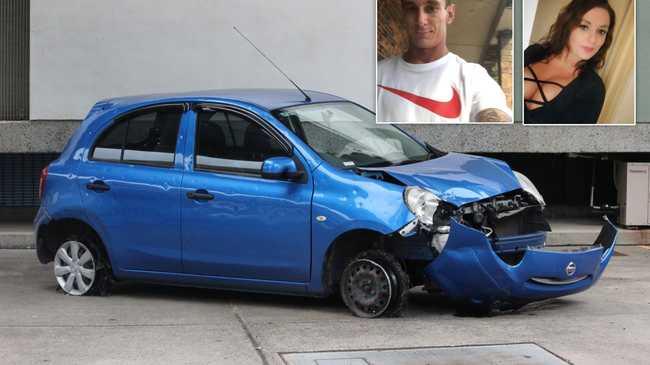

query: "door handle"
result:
(186, 189), (214, 201)
(86, 180), (110, 192)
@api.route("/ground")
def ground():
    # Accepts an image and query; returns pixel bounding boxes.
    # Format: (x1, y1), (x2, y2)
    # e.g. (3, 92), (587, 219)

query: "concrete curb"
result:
(0, 232), (35, 249)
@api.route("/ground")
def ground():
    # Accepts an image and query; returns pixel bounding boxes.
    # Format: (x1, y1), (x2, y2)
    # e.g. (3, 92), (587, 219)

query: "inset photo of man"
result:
(377, 0), (513, 123)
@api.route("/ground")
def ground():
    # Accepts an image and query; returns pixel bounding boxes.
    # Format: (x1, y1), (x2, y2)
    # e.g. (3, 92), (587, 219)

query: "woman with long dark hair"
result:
(524, 0), (616, 124)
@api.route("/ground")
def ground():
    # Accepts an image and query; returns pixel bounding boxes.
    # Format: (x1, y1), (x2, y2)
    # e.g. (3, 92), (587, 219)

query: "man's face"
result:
(402, 0), (455, 51)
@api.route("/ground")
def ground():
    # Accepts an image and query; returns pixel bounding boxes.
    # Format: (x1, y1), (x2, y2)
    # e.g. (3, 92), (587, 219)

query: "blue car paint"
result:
(261, 156), (300, 178)
(308, 162), (415, 294)
(426, 218), (617, 304)
(72, 104), (190, 274)
(36, 89), (618, 306)
(492, 232), (546, 253)
(378, 152), (522, 207)
(179, 108), (313, 283)
(66, 93), (328, 290)
(76, 161), (185, 273)
(102, 89), (347, 113)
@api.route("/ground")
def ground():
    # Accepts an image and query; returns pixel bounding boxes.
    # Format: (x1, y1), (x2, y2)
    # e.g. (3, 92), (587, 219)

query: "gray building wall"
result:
(0, 0), (29, 120)
(3, 121), (649, 154)
(29, 0), (376, 120)
(1, 1), (649, 154)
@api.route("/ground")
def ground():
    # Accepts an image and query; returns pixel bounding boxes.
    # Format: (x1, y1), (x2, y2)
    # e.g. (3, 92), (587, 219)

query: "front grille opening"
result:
(492, 206), (550, 237)
(456, 190), (551, 240)
(496, 251), (526, 266)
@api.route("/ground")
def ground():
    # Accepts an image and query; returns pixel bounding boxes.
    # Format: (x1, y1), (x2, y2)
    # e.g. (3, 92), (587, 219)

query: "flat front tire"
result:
(340, 250), (409, 318)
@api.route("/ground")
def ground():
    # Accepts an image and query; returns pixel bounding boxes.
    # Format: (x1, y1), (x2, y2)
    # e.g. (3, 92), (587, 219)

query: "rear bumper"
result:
(424, 216), (618, 305)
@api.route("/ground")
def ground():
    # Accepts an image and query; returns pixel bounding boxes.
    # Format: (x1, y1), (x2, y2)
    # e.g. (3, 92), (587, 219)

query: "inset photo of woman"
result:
(523, 0), (635, 125)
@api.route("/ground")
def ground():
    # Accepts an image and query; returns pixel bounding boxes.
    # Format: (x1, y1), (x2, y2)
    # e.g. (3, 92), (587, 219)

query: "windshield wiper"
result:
(358, 161), (394, 168)
(425, 142), (446, 157)
(393, 158), (426, 166)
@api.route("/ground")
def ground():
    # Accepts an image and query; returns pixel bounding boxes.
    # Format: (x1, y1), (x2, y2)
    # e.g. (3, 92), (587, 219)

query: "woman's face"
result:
(567, 7), (610, 61)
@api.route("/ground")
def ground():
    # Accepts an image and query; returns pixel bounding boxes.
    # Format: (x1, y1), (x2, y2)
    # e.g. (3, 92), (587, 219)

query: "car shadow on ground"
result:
(108, 281), (347, 314)
(409, 289), (582, 318)
(103, 281), (581, 318)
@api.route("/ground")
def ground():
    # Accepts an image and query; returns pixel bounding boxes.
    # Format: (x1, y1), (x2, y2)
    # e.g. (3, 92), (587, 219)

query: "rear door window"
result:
(91, 105), (183, 167)
(92, 121), (127, 162)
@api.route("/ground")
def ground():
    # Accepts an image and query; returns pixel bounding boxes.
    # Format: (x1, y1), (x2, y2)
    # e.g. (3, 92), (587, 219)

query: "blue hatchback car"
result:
(35, 89), (618, 317)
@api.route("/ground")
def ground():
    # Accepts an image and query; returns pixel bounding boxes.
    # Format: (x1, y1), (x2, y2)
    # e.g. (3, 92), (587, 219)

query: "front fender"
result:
(307, 164), (414, 294)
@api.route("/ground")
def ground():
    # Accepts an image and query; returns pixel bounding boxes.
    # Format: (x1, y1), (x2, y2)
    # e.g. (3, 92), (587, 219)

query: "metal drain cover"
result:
(282, 343), (568, 365)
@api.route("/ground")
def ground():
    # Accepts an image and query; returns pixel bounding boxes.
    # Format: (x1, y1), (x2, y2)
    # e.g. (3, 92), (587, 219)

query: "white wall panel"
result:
(31, 0), (376, 119)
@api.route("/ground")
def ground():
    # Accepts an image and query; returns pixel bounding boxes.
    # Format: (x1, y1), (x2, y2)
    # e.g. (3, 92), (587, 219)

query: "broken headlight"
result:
(404, 186), (440, 226)
(513, 171), (545, 206)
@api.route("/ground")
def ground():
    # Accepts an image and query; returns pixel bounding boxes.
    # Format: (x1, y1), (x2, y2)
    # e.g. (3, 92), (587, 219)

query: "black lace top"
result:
(524, 44), (605, 124)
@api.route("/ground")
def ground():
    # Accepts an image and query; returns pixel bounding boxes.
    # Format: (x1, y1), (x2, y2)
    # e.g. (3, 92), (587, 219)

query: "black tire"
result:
(340, 250), (410, 318)
(53, 234), (112, 296)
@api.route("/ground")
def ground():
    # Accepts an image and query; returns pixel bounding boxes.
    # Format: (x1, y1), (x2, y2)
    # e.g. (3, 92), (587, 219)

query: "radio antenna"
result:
(233, 26), (311, 102)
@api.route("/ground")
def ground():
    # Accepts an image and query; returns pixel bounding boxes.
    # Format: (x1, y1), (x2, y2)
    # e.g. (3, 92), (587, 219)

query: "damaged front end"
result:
(397, 187), (618, 307)
(359, 155), (618, 307)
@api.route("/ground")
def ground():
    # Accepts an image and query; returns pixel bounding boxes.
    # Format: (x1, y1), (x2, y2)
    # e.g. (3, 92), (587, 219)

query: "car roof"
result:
(101, 89), (347, 112)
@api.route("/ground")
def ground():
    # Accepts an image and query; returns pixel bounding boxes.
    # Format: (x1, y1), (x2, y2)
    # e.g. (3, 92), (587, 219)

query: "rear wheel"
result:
(53, 236), (110, 296)
(340, 250), (409, 318)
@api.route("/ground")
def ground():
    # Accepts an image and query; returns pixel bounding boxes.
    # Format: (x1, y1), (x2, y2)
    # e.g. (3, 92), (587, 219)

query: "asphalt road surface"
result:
(1, 246), (649, 365)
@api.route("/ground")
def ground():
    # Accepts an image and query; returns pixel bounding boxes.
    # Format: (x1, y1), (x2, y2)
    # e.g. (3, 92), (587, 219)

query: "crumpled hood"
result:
(372, 152), (522, 207)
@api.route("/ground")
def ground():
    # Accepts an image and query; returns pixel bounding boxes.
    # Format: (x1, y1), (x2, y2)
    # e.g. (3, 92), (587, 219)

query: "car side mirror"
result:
(261, 156), (303, 181)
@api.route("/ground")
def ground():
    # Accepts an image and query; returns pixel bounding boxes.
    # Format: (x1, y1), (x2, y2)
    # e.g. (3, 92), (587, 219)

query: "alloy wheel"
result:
(54, 241), (96, 295)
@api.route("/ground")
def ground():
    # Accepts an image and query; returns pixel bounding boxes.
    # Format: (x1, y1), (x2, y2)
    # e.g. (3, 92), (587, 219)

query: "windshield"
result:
(272, 102), (435, 168)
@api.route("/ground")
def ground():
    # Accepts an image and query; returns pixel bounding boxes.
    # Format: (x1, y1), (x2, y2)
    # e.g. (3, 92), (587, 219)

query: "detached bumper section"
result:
(424, 217), (618, 305)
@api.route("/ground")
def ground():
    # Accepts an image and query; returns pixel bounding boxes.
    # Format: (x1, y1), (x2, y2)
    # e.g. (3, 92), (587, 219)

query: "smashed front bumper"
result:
(424, 216), (618, 305)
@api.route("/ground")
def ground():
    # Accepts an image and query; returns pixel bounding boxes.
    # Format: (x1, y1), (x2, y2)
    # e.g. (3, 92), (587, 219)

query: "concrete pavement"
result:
(0, 245), (649, 364)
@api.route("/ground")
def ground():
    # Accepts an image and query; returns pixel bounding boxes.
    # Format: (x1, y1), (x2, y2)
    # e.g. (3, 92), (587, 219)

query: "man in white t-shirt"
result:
(377, 0), (512, 123)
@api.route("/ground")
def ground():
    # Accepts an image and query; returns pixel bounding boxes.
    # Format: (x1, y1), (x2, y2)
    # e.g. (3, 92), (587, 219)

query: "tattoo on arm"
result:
(476, 108), (511, 123)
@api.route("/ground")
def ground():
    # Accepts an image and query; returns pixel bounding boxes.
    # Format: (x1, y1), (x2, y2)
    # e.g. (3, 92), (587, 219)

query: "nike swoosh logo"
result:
(378, 85), (462, 119)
